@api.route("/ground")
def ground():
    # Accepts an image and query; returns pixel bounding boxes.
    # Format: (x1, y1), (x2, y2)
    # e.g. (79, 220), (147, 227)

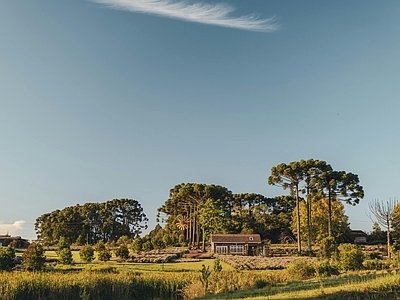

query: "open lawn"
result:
(44, 250), (233, 272)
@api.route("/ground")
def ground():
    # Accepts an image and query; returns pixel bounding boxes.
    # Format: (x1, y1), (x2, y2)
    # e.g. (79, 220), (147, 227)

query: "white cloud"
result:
(0, 220), (26, 236)
(91, 0), (278, 32)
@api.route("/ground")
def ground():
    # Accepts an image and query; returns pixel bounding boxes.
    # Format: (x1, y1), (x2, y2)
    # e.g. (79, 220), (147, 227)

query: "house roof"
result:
(351, 230), (367, 237)
(0, 235), (22, 240)
(210, 234), (261, 244)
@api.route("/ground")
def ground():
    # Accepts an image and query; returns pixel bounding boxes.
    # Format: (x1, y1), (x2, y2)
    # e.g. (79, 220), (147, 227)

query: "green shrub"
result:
(23, 242), (46, 271)
(0, 246), (15, 271)
(286, 259), (315, 280)
(115, 245), (130, 260)
(95, 240), (106, 252)
(337, 243), (364, 271)
(254, 279), (269, 289)
(314, 260), (340, 277)
(98, 250), (112, 262)
(131, 238), (143, 253)
(363, 259), (389, 270)
(142, 240), (153, 252)
(365, 252), (382, 260)
(59, 248), (73, 265)
(79, 245), (95, 263)
(213, 258), (222, 272)
(318, 237), (337, 260)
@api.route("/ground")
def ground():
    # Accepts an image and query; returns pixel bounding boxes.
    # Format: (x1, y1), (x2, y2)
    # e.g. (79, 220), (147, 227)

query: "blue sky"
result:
(1, 0), (399, 240)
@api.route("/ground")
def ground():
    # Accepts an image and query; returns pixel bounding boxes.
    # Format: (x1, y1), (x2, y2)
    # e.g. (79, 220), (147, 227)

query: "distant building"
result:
(351, 230), (367, 244)
(0, 234), (29, 248)
(210, 234), (262, 255)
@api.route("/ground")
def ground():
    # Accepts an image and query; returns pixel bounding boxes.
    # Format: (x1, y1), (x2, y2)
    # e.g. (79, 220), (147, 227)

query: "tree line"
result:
(34, 159), (364, 252)
(35, 199), (148, 245)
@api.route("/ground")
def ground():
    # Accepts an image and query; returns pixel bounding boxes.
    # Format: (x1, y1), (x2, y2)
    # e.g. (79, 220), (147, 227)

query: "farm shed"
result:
(210, 234), (262, 255)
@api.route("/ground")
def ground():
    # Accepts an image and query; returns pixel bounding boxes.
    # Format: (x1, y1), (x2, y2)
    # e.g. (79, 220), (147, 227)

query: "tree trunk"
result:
(307, 196), (312, 253)
(295, 184), (302, 253)
(202, 227), (206, 252)
(387, 220), (391, 260)
(328, 190), (332, 237)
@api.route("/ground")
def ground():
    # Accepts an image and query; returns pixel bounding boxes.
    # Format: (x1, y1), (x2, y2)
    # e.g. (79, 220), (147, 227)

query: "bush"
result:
(314, 260), (340, 277)
(23, 242), (46, 271)
(363, 259), (389, 270)
(115, 245), (130, 260)
(254, 279), (269, 289)
(142, 240), (153, 252)
(95, 240), (106, 253)
(79, 245), (95, 263)
(213, 258), (222, 272)
(337, 243), (364, 271)
(59, 248), (73, 265)
(318, 237), (337, 260)
(98, 250), (112, 262)
(131, 238), (143, 253)
(0, 246), (15, 271)
(286, 259), (315, 280)
(57, 237), (70, 253)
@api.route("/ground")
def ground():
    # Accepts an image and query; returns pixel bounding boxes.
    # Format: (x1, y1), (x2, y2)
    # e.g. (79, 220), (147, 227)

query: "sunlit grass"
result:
(198, 271), (400, 299)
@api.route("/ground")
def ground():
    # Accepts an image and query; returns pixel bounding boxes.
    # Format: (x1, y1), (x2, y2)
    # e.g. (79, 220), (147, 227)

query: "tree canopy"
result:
(35, 198), (148, 245)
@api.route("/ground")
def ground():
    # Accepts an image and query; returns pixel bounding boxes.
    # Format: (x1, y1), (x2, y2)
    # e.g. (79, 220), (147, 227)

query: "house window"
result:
(216, 246), (228, 254)
(229, 245), (244, 253)
(249, 237), (253, 241)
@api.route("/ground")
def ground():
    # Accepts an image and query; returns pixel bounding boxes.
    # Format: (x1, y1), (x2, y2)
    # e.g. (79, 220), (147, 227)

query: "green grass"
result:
(44, 250), (233, 273)
(198, 271), (400, 299)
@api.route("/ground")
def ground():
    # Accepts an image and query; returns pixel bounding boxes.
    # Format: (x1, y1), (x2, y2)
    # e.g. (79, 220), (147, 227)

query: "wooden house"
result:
(210, 234), (262, 255)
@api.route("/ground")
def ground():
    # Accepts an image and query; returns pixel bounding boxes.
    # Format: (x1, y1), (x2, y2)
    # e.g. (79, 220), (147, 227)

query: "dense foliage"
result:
(35, 198), (148, 245)
(157, 183), (296, 247)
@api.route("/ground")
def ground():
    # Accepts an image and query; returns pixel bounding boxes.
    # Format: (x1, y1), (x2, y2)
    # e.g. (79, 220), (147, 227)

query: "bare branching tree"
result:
(368, 199), (398, 260)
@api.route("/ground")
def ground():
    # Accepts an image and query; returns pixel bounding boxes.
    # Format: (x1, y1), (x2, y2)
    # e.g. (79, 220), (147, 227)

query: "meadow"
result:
(3, 249), (400, 300)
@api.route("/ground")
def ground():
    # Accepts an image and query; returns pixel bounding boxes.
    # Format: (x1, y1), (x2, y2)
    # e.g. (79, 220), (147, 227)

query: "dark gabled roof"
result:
(351, 230), (367, 237)
(210, 234), (261, 243)
(0, 235), (22, 240)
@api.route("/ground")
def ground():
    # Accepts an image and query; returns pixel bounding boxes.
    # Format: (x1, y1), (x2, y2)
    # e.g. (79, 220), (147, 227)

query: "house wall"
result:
(211, 243), (248, 254)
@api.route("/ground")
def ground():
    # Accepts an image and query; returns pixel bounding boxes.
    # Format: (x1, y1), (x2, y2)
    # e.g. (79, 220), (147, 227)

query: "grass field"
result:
(198, 271), (400, 299)
(5, 250), (398, 299)
(44, 250), (233, 272)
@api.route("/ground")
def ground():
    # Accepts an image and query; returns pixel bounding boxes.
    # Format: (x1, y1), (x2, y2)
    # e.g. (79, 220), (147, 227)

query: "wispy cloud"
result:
(91, 0), (278, 32)
(0, 220), (26, 236)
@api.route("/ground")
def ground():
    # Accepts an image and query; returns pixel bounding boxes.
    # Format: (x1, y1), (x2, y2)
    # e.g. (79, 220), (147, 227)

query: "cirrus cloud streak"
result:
(92, 0), (278, 32)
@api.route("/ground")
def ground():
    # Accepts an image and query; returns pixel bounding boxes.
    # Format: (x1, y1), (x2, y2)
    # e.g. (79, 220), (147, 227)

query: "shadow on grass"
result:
(199, 272), (397, 300)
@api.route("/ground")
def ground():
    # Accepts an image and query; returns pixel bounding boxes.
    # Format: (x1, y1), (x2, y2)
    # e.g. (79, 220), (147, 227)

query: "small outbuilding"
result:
(0, 234), (29, 248)
(351, 230), (368, 244)
(210, 234), (262, 255)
